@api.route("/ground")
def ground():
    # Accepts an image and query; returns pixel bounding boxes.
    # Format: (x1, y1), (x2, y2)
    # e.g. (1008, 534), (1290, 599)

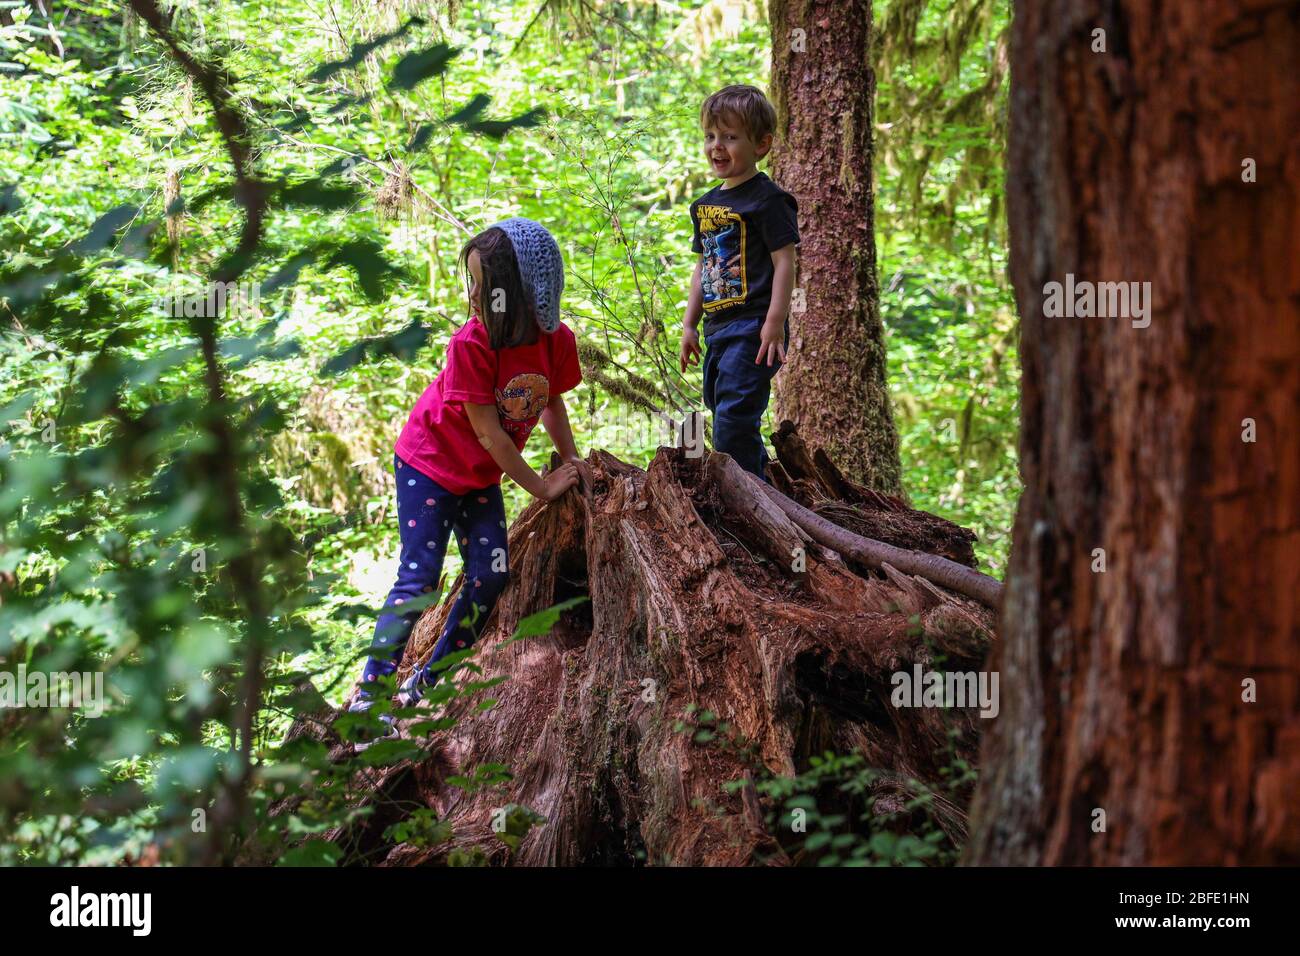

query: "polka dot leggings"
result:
(360, 454), (510, 693)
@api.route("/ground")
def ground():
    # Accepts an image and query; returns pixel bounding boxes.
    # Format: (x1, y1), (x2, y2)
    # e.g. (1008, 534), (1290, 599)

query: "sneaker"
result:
(396, 669), (426, 709)
(347, 696), (397, 753)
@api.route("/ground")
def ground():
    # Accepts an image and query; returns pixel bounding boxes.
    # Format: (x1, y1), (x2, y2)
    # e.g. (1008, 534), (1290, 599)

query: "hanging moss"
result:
(376, 159), (414, 220)
(874, 0), (1010, 250)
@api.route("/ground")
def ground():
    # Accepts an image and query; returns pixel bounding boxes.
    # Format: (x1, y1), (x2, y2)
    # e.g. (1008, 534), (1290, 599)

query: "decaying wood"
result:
(720, 455), (1004, 609)
(271, 430), (1000, 866)
(771, 420), (979, 566)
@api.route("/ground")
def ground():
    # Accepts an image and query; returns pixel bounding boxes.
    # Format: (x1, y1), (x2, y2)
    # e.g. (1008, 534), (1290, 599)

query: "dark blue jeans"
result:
(360, 454), (510, 695)
(702, 318), (784, 480)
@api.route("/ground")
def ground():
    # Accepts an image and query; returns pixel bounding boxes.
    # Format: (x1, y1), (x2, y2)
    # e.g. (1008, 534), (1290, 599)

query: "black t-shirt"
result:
(690, 172), (800, 333)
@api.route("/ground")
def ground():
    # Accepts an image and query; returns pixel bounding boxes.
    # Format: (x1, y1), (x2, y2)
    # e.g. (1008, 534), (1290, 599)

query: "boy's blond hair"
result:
(700, 84), (777, 144)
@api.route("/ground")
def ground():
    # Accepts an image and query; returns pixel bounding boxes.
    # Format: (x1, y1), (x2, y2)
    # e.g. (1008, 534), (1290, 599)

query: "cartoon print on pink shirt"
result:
(495, 372), (550, 423)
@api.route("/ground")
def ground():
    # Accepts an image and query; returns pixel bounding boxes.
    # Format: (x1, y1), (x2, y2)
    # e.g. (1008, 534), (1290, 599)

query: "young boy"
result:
(679, 84), (799, 481)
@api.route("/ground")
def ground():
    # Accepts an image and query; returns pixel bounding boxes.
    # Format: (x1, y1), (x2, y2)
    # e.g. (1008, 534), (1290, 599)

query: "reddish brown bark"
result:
(265, 436), (996, 866)
(966, 0), (1300, 865)
(768, 0), (903, 494)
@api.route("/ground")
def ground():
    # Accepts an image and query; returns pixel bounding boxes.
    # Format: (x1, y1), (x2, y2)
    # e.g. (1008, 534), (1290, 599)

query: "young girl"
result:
(351, 217), (584, 732)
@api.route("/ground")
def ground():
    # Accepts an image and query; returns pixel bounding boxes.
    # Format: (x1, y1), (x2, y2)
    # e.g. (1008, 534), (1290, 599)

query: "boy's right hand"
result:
(540, 463), (580, 501)
(679, 326), (702, 373)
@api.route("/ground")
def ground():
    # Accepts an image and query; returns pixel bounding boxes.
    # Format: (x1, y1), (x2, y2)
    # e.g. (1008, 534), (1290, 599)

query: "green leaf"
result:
(869, 831), (899, 858)
(264, 248), (322, 293)
(0, 391), (37, 428)
(466, 108), (546, 140)
(503, 596), (589, 643)
(279, 179), (362, 210)
(405, 124), (435, 154)
(0, 183), (21, 217)
(325, 238), (397, 301)
(308, 17), (426, 81)
(320, 319), (431, 375)
(278, 840), (343, 867)
(67, 204), (139, 254)
(389, 43), (460, 91)
(445, 94), (490, 124)
(804, 831), (832, 851)
(355, 738), (425, 767)
(157, 746), (223, 792)
(0, 265), (70, 313)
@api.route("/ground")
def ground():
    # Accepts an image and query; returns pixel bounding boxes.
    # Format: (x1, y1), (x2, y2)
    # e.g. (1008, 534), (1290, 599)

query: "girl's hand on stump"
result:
(541, 463), (580, 501)
(566, 454), (594, 495)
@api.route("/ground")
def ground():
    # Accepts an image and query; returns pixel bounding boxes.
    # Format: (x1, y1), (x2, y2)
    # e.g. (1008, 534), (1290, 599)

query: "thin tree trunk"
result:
(966, 0), (1300, 865)
(768, 0), (903, 495)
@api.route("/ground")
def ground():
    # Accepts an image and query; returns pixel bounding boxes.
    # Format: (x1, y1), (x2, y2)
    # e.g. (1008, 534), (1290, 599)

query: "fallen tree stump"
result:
(286, 432), (1000, 866)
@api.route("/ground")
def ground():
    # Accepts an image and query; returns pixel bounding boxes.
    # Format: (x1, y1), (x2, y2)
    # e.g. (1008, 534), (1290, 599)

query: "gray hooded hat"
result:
(488, 216), (565, 334)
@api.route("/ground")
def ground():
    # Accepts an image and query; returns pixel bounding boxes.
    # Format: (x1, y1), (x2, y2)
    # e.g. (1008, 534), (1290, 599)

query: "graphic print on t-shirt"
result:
(495, 371), (550, 440)
(696, 204), (747, 311)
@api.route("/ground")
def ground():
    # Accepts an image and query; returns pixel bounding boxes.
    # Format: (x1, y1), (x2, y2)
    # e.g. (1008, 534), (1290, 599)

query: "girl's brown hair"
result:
(458, 227), (540, 350)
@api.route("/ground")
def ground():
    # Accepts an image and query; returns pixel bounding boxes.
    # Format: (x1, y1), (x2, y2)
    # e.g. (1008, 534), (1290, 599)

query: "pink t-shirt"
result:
(395, 317), (582, 494)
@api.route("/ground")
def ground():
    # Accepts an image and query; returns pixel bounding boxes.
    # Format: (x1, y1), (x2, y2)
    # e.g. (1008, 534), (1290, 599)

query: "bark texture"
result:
(966, 0), (1300, 865)
(274, 434), (997, 866)
(768, 0), (903, 494)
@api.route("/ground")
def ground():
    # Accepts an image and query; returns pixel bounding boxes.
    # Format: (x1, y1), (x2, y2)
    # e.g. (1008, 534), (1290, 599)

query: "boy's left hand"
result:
(755, 320), (787, 366)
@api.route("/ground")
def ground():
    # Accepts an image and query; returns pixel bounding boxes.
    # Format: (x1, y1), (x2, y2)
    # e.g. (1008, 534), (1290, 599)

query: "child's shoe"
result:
(396, 669), (426, 708)
(347, 696), (397, 753)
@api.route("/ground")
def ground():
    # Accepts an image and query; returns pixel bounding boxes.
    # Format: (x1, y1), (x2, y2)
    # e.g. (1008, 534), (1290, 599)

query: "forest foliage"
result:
(0, 0), (1013, 864)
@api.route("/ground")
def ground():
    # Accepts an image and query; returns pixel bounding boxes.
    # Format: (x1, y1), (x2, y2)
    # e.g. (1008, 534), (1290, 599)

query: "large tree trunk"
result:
(267, 433), (998, 866)
(768, 0), (903, 495)
(966, 0), (1300, 865)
